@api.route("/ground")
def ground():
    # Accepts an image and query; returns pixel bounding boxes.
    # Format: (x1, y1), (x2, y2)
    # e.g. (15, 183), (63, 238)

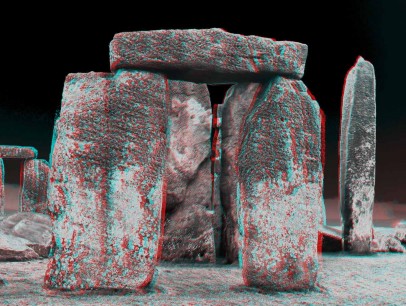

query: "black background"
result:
(0, 1), (405, 202)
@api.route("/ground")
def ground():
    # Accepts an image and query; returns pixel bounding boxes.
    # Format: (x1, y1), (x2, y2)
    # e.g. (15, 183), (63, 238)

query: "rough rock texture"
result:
(211, 104), (223, 255)
(0, 212), (52, 260)
(162, 80), (215, 262)
(371, 233), (406, 253)
(45, 70), (170, 290)
(319, 226), (343, 252)
(20, 159), (50, 213)
(221, 83), (261, 263)
(340, 57), (376, 253)
(394, 221), (406, 244)
(0, 145), (38, 159)
(110, 28), (308, 83)
(0, 158), (4, 217)
(237, 77), (323, 290)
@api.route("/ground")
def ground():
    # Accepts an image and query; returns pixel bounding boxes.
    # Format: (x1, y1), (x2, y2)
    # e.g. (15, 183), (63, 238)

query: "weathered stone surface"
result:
(371, 233), (406, 253)
(162, 80), (215, 262)
(220, 83), (261, 263)
(0, 212), (52, 259)
(0, 146), (38, 159)
(319, 226), (343, 252)
(20, 159), (49, 213)
(0, 158), (4, 217)
(394, 221), (406, 244)
(237, 77), (323, 290)
(0, 230), (40, 261)
(110, 28), (308, 84)
(340, 57), (376, 253)
(211, 104), (222, 256)
(45, 70), (170, 290)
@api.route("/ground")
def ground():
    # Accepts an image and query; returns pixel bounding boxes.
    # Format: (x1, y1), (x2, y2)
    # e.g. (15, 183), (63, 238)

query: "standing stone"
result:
(110, 28), (308, 83)
(0, 159), (4, 217)
(20, 159), (49, 213)
(162, 80), (215, 262)
(44, 70), (170, 290)
(0, 146), (38, 159)
(237, 77), (323, 290)
(220, 83), (261, 263)
(340, 57), (376, 253)
(211, 104), (223, 256)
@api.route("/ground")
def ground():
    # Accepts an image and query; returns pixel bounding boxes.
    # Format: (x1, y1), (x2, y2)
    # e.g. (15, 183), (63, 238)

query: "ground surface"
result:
(1, 253), (405, 305)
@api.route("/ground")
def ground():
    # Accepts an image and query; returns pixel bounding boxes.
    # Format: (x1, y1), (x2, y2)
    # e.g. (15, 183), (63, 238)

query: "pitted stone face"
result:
(20, 159), (49, 214)
(109, 28), (308, 83)
(44, 70), (170, 290)
(237, 77), (323, 290)
(340, 57), (376, 253)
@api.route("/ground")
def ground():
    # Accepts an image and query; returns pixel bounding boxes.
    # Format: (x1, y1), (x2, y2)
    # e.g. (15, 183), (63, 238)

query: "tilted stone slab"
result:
(340, 57), (376, 253)
(110, 28), (308, 84)
(0, 159), (4, 217)
(162, 80), (215, 262)
(20, 159), (49, 213)
(220, 83), (261, 263)
(0, 146), (38, 159)
(237, 77), (323, 290)
(44, 70), (170, 290)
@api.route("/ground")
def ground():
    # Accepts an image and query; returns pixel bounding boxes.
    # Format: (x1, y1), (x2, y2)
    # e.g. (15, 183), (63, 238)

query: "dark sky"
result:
(0, 1), (405, 202)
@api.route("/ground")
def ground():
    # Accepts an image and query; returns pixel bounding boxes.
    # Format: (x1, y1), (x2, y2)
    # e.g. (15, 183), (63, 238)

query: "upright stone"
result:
(162, 80), (215, 262)
(220, 83), (261, 263)
(0, 159), (4, 217)
(0, 146), (37, 159)
(20, 159), (49, 213)
(340, 57), (376, 253)
(211, 104), (223, 256)
(110, 28), (308, 83)
(237, 77), (323, 290)
(44, 70), (170, 290)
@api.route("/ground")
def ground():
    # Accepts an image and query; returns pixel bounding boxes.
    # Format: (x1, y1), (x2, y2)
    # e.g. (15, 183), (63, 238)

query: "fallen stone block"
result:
(0, 146), (37, 159)
(237, 77), (323, 290)
(371, 233), (406, 253)
(319, 226), (343, 252)
(340, 57), (376, 253)
(394, 221), (406, 244)
(20, 159), (49, 214)
(0, 229), (40, 261)
(44, 70), (170, 290)
(220, 83), (261, 263)
(110, 28), (308, 83)
(162, 80), (215, 262)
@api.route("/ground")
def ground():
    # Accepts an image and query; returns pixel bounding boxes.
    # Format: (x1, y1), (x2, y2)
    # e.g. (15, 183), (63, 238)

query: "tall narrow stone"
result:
(0, 158), (4, 217)
(340, 57), (376, 253)
(162, 80), (215, 262)
(220, 83), (261, 263)
(110, 28), (308, 83)
(44, 70), (170, 290)
(237, 77), (323, 290)
(20, 159), (49, 213)
(211, 104), (223, 256)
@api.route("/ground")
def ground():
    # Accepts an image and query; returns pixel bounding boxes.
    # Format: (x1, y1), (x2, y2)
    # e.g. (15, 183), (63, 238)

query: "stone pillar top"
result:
(0, 146), (38, 159)
(110, 28), (308, 84)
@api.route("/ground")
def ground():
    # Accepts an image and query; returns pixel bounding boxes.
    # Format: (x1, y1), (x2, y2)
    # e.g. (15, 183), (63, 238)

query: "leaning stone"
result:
(237, 77), (323, 290)
(0, 229), (40, 261)
(110, 28), (308, 83)
(340, 57), (376, 253)
(44, 70), (170, 290)
(0, 158), (4, 217)
(220, 83), (261, 263)
(20, 159), (50, 213)
(162, 80), (214, 262)
(0, 145), (37, 159)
